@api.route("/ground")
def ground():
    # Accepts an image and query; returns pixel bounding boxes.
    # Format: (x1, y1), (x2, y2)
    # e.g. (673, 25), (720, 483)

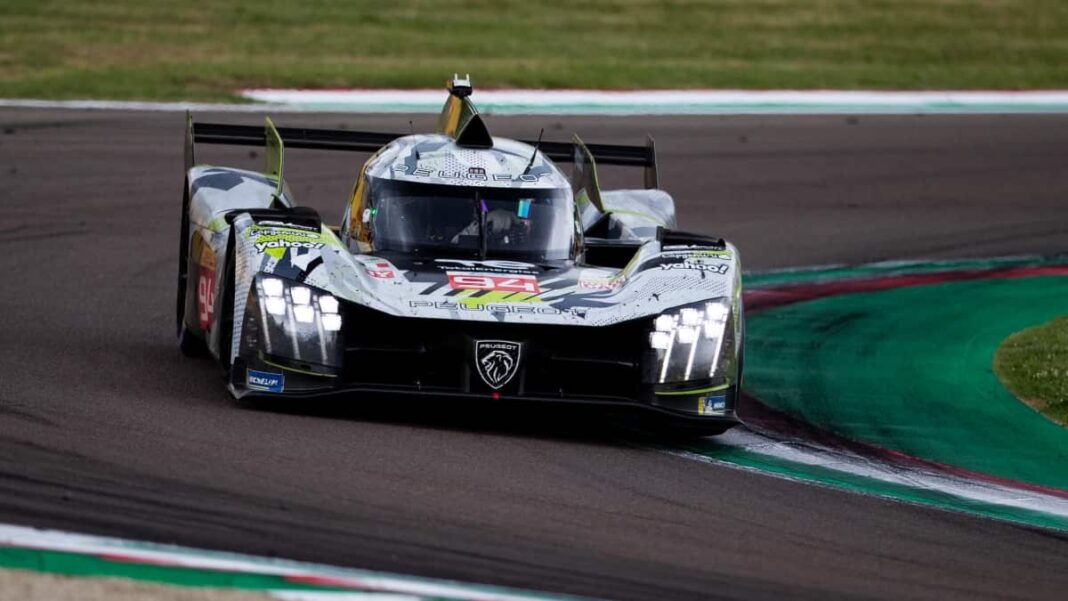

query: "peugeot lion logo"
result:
(475, 340), (522, 390)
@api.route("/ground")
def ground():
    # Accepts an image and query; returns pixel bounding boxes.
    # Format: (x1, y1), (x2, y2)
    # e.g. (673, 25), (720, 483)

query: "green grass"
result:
(2, 0), (1068, 101)
(995, 316), (1068, 426)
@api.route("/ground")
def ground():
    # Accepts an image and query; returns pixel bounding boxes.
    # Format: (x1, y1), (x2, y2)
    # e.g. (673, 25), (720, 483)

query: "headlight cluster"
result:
(648, 299), (735, 384)
(241, 275), (343, 370)
(260, 276), (342, 332)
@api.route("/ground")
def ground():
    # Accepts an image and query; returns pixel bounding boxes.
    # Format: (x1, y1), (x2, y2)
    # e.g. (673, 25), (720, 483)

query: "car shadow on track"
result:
(242, 394), (717, 446)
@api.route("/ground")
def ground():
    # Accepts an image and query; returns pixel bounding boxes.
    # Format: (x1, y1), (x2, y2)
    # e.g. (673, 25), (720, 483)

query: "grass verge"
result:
(994, 316), (1068, 426)
(2, 1), (1068, 101)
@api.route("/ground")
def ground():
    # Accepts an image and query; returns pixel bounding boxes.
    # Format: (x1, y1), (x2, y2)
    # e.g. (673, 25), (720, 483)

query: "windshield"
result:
(366, 179), (574, 261)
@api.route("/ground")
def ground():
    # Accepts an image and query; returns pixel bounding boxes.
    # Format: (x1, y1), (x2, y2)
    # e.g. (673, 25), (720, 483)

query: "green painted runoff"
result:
(745, 275), (1068, 490)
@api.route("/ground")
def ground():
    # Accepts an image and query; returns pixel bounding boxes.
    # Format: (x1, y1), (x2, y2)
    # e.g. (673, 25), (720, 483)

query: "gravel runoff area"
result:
(0, 569), (271, 601)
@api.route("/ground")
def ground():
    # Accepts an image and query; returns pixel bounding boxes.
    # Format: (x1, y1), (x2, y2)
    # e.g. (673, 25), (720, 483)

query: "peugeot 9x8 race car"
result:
(177, 76), (743, 435)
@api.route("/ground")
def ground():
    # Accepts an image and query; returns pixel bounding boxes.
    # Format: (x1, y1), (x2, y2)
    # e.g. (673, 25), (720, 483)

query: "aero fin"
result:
(264, 117), (285, 201)
(571, 135), (606, 219)
(437, 74), (492, 149)
(644, 135), (660, 189)
(184, 111), (195, 173)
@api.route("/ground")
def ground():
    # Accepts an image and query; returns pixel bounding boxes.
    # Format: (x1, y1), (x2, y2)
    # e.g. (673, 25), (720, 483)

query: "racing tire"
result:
(177, 184), (209, 358)
(178, 324), (209, 358)
(217, 228), (237, 372)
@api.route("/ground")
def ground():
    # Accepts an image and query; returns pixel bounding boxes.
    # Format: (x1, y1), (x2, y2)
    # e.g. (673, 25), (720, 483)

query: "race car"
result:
(177, 75), (743, 435)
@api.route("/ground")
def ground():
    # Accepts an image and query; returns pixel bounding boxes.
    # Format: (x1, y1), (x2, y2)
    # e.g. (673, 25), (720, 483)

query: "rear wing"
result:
(185, 117), (659, 188)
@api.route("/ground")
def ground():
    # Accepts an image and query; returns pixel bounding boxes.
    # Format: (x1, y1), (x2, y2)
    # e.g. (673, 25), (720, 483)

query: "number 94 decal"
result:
(447, 272), (541, 293)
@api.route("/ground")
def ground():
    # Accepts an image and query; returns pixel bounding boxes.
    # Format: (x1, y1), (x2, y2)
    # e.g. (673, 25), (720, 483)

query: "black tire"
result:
(217, 228), (237, 370)
(178, 323), (209, 358)
(176, 183), (209, 358)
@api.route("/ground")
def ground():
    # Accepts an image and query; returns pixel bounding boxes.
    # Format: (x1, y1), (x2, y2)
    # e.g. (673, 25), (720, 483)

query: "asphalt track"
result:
(2, 109), (1068, 601)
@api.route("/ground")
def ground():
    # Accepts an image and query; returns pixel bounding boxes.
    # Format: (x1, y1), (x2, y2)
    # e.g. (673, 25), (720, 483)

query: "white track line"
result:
(0, 99), (301, 113)
(673, 428), (1068, 522)
(6, 90), (1068, 114)
(241, 89), (1068, 114)
(0, 523), (583, 601)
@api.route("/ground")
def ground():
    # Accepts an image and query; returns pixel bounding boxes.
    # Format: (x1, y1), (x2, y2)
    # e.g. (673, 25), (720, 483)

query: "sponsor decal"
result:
(392, 164), (548, 183)
(409, 300), (572, 315)
(697, 394), (727, 416)
(474, 340), (522, 390)
(447, 272), (541, 293)
(255, 239), (325, 253)
(661, 248), (732, 259)
(193, 232), (217, 270)
(660, 261), (729, 274)
(197, 269), (216, 330)
(435, 258), (537, 273)
(253, 220), (319, 233)
(246, 369), (284, 393)
(366, 261), (396, 280)
(248, 224), (320, 237)
(579, 275), (625, 290)
(247, 225), (331, 257)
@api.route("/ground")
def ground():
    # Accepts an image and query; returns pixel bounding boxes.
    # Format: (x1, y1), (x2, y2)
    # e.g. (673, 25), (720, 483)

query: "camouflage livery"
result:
(176, 76), (743, 435)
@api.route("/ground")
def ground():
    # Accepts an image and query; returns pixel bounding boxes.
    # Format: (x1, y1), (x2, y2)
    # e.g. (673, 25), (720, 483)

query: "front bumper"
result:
(230, 356), (739, 425)
(232, 296), (741, 425)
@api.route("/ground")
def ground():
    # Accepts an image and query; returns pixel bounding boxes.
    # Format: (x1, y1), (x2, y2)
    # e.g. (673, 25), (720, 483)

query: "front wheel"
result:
(178, 322), (209, 358)
(217, 229), (237, 370)
(176, 185), (209, 358)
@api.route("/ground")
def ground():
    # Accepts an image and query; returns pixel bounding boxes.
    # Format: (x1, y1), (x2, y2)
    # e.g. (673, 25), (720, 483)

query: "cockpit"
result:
(361, 178), (576, 262)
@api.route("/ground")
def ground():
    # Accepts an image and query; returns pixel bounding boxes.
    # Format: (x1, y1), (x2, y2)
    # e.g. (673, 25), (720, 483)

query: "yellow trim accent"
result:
(438, 94), (464, 137)
(572, 135), (606, 214)
(349, 161), (372, 243)
(264, 117), (284, 200)
(654, 383), (730, 396)
(605, 208), (668, 227)
(446, 100), (462, 135)
(456, 289), (544, 307)
(207, 216), (228, 233)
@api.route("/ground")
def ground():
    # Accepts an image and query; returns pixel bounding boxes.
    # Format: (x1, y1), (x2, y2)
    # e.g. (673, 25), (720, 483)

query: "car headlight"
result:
(240, 275), (343, 370)
(647, 298), (739, 385)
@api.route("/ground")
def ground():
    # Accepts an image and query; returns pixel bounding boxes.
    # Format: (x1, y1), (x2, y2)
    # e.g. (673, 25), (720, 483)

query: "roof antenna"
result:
(524, 128), (544, 174)
(408, 120), (414, 135)
(450, 73), (473, 98)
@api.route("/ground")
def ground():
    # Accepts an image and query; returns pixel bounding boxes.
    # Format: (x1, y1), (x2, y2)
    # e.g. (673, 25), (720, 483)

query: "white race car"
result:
(176, 76), (743, 435)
